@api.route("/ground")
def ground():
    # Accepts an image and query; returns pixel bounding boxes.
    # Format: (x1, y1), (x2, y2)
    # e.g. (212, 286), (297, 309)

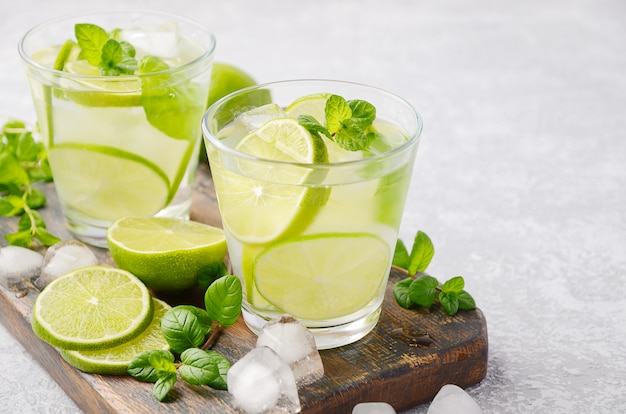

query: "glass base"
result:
(242, 306), (382, 350)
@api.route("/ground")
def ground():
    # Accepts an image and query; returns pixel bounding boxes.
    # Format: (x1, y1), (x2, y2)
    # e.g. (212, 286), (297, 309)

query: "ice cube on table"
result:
(427, 384), (483, 414)
(35, 240), (98, 289)
(0, 245), (43, 290)
(256, 315), (324, 386)
(352, 402), (397, 414)
(227, 346), (301, 414)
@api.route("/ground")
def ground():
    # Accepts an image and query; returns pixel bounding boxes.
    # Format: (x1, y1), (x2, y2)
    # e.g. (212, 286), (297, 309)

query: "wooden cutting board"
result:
(0, 164), (488, 413)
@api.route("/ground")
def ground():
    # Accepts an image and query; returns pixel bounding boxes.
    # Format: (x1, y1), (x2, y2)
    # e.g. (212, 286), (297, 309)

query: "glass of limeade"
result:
(19, 11), (215, 247)
(202, 80), (423, 349)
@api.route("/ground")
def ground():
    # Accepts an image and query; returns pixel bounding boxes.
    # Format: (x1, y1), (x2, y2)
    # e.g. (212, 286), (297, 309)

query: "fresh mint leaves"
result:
(298, 94), (379, 151)
(128, 275), (241, 402)
(75, 23), (138, 75)
(138, 55), (204, 140)
(0, 119), (60, 247)
(392, 231), (476, 316)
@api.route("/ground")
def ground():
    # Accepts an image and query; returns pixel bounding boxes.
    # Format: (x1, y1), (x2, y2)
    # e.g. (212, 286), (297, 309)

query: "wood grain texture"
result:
(0, 164), (488, 413)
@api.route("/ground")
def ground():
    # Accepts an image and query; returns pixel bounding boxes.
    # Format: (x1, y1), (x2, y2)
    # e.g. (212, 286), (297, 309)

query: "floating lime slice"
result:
(213, 118), (330, 244)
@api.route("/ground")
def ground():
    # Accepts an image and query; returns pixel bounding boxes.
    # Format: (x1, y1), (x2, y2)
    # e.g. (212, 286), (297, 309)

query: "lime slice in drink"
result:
(214, 118), (330, 244)
(48, 143), (170, 222)
(62, 60), (142, 107)
(107, 217), (228, 292)
(60, 298), (171, 375)
(253, 233), (391, 320)
(31, 266), (154, 351)
(285, 93), (362, 163)
(285, 93), (330, 121)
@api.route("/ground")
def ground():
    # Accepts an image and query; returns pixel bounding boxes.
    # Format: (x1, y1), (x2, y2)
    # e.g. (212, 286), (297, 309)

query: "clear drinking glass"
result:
(203, 80), (423, 349)
(19, 11), (215, 247)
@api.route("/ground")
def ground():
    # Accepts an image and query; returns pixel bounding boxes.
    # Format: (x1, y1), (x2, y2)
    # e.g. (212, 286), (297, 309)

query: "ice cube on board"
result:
(256, 315), (324, 385)
(227, 346), (301, 414)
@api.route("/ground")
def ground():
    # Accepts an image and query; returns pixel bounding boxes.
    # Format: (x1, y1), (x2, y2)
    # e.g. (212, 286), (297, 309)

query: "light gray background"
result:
(1, 0), (625, 412)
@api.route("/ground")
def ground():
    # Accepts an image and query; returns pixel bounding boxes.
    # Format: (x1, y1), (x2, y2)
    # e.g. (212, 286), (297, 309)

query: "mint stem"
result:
(201, 322), (223, 350)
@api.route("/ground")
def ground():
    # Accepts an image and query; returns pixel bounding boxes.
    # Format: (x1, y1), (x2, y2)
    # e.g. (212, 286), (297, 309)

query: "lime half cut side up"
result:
(253, 233), (391, 320)
(48, 143), (170, 222)
(107, 217), (228, 292)
(31, 266), (154, 351)
(215, 118), (331, 244)
(60, 298), (171, 375)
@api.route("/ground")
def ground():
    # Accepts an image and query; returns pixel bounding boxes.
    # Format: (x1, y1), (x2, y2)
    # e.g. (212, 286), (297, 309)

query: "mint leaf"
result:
(297, 115), (330, 139)
(392, 239), (410, 269)
(441, 276), (464, 294)
(439, 291), (459, 316)
(409, 275), (439, 307)
(138, 56), (204, 140)
(333, 120), (372, 151)
(457, 291), (476, 310)
(325, 95), (352, 134)
(153, 373), (177, 402)
(179, 348), (230, 389)
(347, 99), (376, 129)
(197, 261), (229, 293)
(100, 38), (137, 75)
(393, 278), (414, 309)
(204, 275), (242, 327)
(160, 308), (207, 354)
(173, 305), (213, 334)
(128, 350), (176, 382)
(408, 230), (435, 275)
(75, 23), (109, 66)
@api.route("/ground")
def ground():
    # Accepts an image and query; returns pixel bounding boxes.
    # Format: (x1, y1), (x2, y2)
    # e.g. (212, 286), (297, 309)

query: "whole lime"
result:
(208, 62), (257, 108)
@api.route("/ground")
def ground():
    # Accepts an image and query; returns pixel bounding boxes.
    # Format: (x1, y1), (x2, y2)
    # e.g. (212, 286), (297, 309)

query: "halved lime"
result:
(60, 298), (171, 375)
(32, 266), (154, 351)
(253, 233), (391, 320)
(107, 217), (228, 292)
(48, 143), (170, 222)
(214, 118), (330, 244)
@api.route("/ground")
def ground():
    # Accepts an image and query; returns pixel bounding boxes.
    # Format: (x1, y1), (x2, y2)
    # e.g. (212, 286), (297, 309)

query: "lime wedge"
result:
(48, 143), (170, 222)
(253, 233), (390, 320)
(60, 298), (171, 375)
(31, 266), (154, 351)
(62, 60), (141, 107)
(107, 217), (228, 292)
(214, 118), (330, 244)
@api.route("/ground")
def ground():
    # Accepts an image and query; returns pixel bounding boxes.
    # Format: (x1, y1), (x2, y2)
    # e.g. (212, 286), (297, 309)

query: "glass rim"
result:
(18, 9), (216, 80)
(202, 79), (423, 168)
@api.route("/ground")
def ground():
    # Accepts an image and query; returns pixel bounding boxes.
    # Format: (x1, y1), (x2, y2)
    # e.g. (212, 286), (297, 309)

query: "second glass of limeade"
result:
(203, 80), (423, 348)
(19, 11), (215, 246)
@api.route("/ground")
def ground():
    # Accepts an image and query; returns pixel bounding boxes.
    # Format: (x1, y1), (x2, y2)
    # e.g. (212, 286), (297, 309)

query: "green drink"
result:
(203, 80), (422, 349)
(19, 11), (215, 246)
